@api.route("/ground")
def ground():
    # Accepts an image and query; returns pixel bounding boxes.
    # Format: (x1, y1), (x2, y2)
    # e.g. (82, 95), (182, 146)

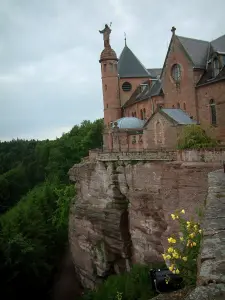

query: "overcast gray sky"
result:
(0, 0), (224, 141)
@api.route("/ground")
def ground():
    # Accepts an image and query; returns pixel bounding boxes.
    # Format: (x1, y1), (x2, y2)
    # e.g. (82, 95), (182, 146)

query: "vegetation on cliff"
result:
(0, 119), (103, 298)
(162, 209), (202, 286)
(81, 264), (164, 300)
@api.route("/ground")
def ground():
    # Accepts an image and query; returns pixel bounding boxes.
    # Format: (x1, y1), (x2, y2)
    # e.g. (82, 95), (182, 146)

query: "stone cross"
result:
(99, 24), (112, 48)
(171, 26), (176, 35)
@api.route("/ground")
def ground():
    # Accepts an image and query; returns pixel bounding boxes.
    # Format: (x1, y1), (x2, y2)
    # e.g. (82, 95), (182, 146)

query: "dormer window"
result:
(213, 58), (220, 77)
(140, 83), (148, 93)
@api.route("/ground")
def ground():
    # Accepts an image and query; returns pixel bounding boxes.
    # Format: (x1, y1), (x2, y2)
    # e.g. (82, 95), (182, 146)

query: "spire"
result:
(171, 26), (176, 35)
(99, 23), (112, 48)
(124, 32), (127, 46)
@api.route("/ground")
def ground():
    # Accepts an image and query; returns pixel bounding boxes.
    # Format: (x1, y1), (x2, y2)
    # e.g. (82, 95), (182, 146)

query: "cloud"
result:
(0, 0), (225, 141)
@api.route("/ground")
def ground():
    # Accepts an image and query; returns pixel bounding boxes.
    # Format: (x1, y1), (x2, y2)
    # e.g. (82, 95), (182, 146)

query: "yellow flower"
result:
(172, 252), (179, 259)
(162, 254), (166, 260)
(166, 255), (172, 260)
(189, 233), (195, 239)
(171, 214), (176, 220)
(193, 242), (196, 246)
(169, 265), (174, 272)
(181, 209), (185, 214)
(182, 257), (187, 261)
(194, 224), (198, 230)
(168, 247), (174, 253)
(199, 229), (202, 234)
(168, 237), (176, 244)
(175, 269), (180, 274)
(180, 236), (184, 241)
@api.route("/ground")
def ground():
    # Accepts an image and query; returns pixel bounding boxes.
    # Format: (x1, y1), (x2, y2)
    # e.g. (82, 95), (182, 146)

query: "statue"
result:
(99, 24), (112, 48)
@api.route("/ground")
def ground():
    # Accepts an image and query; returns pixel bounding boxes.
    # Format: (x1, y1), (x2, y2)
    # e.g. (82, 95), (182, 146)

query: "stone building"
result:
(99, 24), (225, 151)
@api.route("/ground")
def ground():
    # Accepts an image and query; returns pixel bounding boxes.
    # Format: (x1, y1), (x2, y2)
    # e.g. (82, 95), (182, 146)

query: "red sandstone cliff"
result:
(68, 160), (219, 288)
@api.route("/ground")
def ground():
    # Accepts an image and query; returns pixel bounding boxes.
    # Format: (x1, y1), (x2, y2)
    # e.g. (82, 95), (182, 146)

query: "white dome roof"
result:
(113, 117), (145, 129)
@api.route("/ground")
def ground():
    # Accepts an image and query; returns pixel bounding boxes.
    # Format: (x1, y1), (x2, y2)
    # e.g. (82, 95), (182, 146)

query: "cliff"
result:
(68, 158), (220, 288)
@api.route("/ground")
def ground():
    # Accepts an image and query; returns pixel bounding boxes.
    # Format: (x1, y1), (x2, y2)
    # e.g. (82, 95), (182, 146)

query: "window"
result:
(140, 109), (143, 120)
(183, 103), (186, 110)
(143, 108), (146, 119)
(209, 99), (217, 125)
(106, 104), (108, 108)
(177, 102), (180, 109)
(122, 82), (132, 92)
(213, 58), (220, 77)
(133, 111), (136, 117)
(171, 64), (181, 82)
(172, 105), (175, 108)
(103, 64), (106, 72)
(105, 84), (107, 91)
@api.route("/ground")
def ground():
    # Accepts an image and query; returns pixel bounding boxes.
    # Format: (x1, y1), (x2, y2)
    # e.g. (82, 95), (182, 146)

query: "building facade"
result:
(99, 24), (225, 151)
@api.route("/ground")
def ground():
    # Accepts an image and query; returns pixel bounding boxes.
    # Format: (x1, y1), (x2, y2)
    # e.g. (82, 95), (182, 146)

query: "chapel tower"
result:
(99, 24), (121, 126)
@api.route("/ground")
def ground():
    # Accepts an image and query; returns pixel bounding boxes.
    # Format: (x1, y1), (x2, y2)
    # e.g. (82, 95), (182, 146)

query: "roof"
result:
(147, 68), (162, 78)
(177, 36), (209, 69)
(113, 117), (145, 129)
(123, 79), (163, 108)
(211, 34), (225, 53)
(118, 45), (151, 78)
(197, 65), (225, 87)
(161, 109), (197, 124)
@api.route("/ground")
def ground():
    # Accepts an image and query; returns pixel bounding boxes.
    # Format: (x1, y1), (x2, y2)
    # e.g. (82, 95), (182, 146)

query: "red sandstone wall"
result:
(143, 113), (179, 149)
(101, 60), (121, 126)
(119, 78), (148, 107)
(197, 81), (225, 142)
(161, 36), (199, 119)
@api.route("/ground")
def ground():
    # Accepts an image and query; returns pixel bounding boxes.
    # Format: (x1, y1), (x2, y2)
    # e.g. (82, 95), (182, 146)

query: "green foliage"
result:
(0, 118), (103, 298)
(177, 125), (218, 149)
(162, 210), (202, 286)
(81, 264), (165, 300)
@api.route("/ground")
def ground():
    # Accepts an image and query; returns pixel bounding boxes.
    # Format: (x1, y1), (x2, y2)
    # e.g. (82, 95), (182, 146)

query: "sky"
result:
(0, 0), (225, 141)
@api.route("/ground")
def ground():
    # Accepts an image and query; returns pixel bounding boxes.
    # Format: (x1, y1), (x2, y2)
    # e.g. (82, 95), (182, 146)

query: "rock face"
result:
(68, 160), (219, 288)
(185, 169), (225, 300)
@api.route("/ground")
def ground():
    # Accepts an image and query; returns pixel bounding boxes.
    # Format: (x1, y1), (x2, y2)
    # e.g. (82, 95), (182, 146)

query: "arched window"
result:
(134, 111), (136, 117)
(209, 99), (217, 125)
(177, 102), (180, 109)
(143, 108), (146, 119)
(171, 64), (181, 82)
(183, 103), (186, 110)
(105, 84), (107, 91)
(213, 58), (220, 77)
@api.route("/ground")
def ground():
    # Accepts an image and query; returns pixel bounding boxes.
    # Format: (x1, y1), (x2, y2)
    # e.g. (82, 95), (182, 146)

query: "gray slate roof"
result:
(118, 45), (151, 78)
(147, 68), (162, 78)
(161, 109), (197, 124)
(177, 36), (209, 69)
(123, 79), (163, 108)
(211, 34), (225, 53)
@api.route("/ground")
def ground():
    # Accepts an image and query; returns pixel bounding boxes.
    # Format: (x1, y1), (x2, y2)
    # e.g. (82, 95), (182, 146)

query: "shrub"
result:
(81, 263), (165, 300)
(177, 125), (218, 149)
(162, 209), (202, 286)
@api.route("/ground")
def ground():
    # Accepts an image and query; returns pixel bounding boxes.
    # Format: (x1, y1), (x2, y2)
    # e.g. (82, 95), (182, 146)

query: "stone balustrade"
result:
(89, 148), (225, 163)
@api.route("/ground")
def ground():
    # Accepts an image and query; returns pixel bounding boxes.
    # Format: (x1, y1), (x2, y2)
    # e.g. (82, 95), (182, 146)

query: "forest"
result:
(0, 119), (103, 299)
